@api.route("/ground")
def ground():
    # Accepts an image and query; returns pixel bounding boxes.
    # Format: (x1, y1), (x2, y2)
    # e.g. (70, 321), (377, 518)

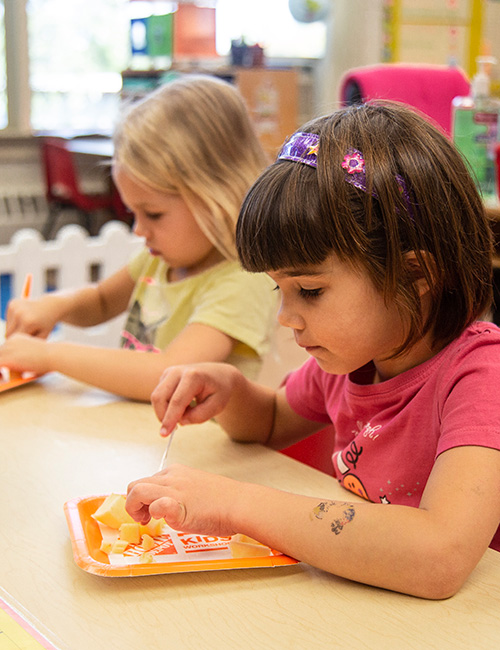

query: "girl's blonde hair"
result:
(113, 74), (268, 260)
(237, 101), (493, 356)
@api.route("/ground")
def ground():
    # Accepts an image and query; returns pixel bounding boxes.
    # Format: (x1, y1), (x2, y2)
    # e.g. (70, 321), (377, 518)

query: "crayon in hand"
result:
(9, 273), (33, 381)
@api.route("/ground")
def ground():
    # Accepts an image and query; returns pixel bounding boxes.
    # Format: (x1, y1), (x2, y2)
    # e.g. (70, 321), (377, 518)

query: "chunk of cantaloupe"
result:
(119, 522), (141, 545)
(229, 533), (272, 559)
(111, 539), (129, 554)
(139, 517), (164, 537)
(141, 534), (155, 551)
(99, 540), (113, 554)
(92, 494), (135, 529)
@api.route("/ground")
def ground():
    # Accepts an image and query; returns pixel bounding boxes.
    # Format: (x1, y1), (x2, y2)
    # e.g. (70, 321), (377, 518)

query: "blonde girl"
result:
(1, 75), (276, 400)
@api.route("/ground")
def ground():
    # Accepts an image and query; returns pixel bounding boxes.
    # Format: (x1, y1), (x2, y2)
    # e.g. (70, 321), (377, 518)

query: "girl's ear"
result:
(403, 250), (435, 297)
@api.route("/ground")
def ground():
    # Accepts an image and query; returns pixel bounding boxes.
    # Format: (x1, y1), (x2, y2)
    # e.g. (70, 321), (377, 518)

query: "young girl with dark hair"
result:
(126, 102), (500, 598)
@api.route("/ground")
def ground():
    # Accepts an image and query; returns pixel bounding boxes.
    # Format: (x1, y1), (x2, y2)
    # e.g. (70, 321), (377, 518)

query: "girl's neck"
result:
(373, 334), (445, 383)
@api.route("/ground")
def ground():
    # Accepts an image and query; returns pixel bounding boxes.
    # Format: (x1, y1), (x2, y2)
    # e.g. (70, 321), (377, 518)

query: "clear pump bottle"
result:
(452, 57), (500, 200)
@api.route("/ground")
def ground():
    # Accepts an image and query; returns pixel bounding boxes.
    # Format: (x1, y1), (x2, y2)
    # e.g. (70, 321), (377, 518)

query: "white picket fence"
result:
(0, 221), (143, 347)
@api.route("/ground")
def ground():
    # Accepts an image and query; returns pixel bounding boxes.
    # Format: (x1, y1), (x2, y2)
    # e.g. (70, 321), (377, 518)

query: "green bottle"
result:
(452, 57), (500, 201)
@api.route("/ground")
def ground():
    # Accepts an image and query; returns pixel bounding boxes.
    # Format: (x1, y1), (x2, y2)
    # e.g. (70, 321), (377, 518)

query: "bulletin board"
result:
(382, 0), (488, 79)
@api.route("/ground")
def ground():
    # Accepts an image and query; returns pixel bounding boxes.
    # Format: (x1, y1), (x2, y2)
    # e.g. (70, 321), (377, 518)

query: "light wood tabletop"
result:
(2, 373), (500, 650)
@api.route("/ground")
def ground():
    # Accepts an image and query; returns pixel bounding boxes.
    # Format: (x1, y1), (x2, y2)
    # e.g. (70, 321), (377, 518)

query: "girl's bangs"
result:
(236, 162), (330, 272)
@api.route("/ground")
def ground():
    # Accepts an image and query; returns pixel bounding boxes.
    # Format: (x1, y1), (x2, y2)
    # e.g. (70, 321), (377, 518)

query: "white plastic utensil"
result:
(157, 426), (177, 472)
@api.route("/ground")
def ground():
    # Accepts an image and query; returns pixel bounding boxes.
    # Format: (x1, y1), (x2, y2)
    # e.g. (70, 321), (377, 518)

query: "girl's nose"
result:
(132, 216), (145, 237)
(277, 299), (304, 331)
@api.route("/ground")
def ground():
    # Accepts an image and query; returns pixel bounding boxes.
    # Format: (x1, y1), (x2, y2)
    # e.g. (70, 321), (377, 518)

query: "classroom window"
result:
(27, 0), (129, 132)
(1, 0), (326, 134)
(216, 0), (326, 59)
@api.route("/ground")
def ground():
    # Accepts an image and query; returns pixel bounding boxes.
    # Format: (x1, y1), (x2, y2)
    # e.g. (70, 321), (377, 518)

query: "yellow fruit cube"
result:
(140, 552), (154, 563)
(92, 494), (135, 529)
(99, 541), (112, 554)
(233, 534), (261, 545)
(141, 534), (155, 551)
(119, 523), (141, 544)
(229, 534), (271, 559)
(111, 539), (129, 554)
(139, 517), (164, 537)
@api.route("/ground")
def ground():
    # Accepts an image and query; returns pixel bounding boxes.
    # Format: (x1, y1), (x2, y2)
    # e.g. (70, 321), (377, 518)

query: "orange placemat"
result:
(64, 495), (298, 577)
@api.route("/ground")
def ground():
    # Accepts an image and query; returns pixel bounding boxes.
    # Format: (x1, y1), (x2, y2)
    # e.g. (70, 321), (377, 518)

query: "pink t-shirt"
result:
(285, 322), (500, 551)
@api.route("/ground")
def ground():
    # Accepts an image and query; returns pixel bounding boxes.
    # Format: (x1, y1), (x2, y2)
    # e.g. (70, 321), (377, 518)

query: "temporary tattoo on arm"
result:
(311, 501), (356, 535)
(311, 500), (337, 520)
(330, 505), (356, 535)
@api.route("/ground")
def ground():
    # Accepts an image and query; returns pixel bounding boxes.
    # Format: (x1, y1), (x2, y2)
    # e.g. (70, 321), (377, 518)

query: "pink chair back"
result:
(339, 63), (470, 137)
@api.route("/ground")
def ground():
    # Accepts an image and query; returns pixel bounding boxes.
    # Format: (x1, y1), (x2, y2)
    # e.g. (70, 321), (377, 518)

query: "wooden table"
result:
(2, 374), (500, 650)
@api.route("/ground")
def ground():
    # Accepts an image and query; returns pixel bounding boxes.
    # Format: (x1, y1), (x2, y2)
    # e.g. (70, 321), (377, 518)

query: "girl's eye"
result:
(299, 287), (323, 300)
(145, 211), (163, 221)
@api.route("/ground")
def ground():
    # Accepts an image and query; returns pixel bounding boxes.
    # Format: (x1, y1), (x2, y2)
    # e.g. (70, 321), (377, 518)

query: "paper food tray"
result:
(0, 370), (38, 393)
(64, 495), (299, 577)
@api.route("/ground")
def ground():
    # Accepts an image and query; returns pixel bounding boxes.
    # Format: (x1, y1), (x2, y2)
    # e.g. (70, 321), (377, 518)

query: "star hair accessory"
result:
(277, 131), (319, 168)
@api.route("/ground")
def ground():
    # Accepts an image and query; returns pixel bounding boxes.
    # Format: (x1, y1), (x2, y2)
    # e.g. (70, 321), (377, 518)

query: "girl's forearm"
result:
(53, 286), (118, 327)
(46, 342), (169, 401)
(227, 483), (469, 599)
(215, 372), (276, 444)
(36, 288), (104, 328)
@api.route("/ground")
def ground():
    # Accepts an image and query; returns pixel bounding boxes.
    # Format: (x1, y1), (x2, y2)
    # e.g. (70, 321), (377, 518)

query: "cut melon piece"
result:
(92, 494), (135, 529)
(111, 539), (129, 554)
(99, 541), (112, 554)
(119, 523), (141, 544)
(141, 534), (155, 551)
(229, 534), (272, 559)
(139, 517), (164, 537)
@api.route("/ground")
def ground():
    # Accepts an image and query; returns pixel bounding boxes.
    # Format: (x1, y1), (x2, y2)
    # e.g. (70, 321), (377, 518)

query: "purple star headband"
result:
(278, 132), (414, 218)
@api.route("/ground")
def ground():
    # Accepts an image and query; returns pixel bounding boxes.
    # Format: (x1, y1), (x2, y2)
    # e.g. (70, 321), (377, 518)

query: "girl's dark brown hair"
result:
(236, 101), (493, 356)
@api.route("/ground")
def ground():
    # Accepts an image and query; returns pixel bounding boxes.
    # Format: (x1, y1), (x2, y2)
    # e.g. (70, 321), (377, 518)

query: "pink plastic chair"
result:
(339, 63), (470, 137)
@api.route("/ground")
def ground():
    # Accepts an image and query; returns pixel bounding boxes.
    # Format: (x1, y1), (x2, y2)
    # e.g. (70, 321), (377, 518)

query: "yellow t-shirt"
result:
(122, 248), (277, 380)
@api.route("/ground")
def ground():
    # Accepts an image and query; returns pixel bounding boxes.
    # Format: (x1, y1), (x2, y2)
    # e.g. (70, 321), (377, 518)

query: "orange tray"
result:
(64, 495), (299, 577)
(0, 372), (38, 393)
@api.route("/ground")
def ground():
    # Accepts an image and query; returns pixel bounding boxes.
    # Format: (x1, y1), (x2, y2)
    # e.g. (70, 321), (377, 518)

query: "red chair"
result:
(280, 426), (336, 474)
(40, 137), (119, 239)
(339, 63), (470, 137)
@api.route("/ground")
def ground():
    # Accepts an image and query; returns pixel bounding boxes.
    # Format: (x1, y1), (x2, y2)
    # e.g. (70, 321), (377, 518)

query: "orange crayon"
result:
(9, 273), (33, 380)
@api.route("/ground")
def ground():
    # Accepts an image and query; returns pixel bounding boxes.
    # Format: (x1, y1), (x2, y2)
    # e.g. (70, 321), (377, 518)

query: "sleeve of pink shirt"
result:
(435, 325), (500, 457)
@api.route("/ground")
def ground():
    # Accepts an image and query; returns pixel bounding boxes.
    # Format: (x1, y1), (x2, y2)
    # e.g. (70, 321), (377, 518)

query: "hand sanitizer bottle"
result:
(452, 57), (500, 201)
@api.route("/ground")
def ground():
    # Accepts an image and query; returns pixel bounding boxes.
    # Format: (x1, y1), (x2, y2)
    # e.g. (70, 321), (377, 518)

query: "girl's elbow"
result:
(412, 544), (480, 600)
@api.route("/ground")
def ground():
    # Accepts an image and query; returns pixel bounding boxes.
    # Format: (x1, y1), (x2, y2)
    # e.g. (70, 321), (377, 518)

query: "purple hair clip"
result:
(278, 131), (319, 168)
(278, 135), (414, 218)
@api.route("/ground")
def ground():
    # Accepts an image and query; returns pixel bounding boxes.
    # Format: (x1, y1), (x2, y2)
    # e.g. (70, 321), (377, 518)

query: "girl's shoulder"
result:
(448, 321), (500, 358)
(431, 321), (500, 395)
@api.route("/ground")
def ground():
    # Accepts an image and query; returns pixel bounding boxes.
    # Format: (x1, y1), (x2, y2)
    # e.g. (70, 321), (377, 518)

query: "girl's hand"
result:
(151, 363), (241, 437)
(5, 296), (59, 339)
(0, 333), (51, 375)
(126, 464), (239, 537)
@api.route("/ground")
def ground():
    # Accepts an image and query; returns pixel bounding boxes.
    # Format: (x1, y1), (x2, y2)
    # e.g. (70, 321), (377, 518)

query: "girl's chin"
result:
(307, 350), (353, 375)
